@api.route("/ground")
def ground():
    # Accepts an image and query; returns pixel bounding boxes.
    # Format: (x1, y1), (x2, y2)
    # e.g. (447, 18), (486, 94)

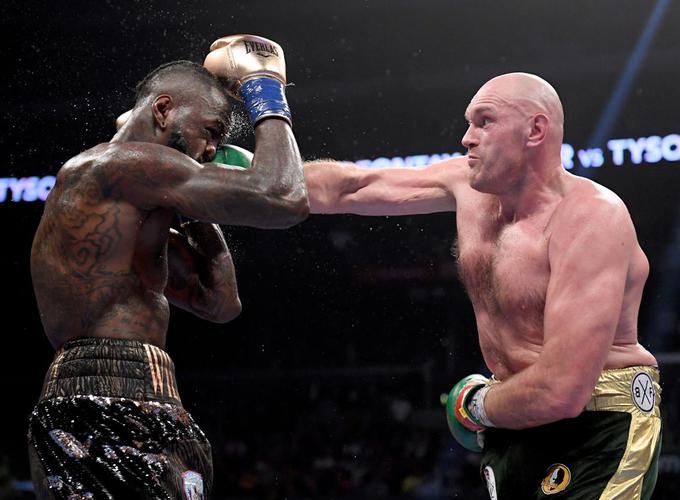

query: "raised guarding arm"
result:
(201, 34), (308, 227)
(107, 35), (308, 228)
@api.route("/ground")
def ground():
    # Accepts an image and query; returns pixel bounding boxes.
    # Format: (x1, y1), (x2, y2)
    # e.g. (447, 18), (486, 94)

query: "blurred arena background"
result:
(2, 0), (679, 498)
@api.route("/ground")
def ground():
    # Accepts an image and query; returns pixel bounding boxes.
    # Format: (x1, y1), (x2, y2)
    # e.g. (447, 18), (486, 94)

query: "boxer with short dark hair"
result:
(29, 35), (307, 499)
(305, 72), (661, 499)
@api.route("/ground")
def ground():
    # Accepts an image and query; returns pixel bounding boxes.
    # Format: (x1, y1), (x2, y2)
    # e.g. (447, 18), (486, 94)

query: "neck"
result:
(496, 156), (566, 222)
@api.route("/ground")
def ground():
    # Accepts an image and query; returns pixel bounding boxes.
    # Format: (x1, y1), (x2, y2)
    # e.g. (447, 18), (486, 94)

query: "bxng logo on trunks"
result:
(243, 40), (279, 58)
(631, 371), (655, 413)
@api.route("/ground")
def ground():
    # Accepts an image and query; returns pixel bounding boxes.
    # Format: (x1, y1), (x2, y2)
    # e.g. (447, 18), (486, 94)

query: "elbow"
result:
(546, 400), (583, 421)
(208, 297), (242, 324)
(280, 191), (310, 227)
(543, 387), (590, 421)
(262, 188), (310, 229)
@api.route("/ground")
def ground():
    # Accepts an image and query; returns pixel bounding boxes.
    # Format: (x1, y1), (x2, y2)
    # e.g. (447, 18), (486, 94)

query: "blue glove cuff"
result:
(241, 77), (292, 126)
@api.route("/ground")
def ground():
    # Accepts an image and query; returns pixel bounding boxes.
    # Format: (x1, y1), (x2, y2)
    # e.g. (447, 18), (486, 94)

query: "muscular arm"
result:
(483, 194), (635, 429)
(165, 222), (241, 323)
(103, 119), (308, 228)
(304, 157), (468, 215)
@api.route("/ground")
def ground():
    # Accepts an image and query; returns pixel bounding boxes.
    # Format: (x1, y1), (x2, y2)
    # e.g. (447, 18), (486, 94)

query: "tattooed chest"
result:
(59, 202), (128, 275)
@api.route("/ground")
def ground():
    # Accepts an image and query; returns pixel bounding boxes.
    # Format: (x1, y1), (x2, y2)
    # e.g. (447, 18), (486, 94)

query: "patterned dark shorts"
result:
(27, 338), (212, 500)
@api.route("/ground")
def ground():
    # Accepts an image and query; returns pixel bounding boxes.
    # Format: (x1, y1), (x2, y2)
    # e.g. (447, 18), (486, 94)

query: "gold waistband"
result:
(585, 365), (661, 416)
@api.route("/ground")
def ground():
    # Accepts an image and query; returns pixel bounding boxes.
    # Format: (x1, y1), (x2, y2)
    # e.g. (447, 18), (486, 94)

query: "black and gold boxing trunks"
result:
(479, 366), (662, 499)
(27, 337), (212, 500)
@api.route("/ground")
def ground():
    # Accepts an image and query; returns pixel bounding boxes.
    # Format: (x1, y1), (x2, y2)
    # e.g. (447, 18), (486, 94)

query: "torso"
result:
(31, 145), (173, 349)
(452, 166), (656, 379)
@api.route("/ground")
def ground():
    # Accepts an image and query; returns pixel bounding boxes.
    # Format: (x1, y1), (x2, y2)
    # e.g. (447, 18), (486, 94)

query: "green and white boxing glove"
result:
(212, 144), (253, 169)
(174, 144), (252, 224)
(442, 374), (495, 452)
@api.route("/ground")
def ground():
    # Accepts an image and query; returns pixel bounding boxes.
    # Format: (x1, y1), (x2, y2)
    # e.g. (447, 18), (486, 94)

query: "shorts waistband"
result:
(40, 337), (182, 405)
(585, 365), (660, 416)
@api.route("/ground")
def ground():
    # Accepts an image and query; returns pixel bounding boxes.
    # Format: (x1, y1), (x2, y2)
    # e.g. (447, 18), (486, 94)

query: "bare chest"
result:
(455, 208), (551, 318)
(42, 187), (172, 288)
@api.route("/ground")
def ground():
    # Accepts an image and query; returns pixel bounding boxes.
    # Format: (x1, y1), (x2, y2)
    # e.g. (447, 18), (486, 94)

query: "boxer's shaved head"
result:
(470, 72), (564, 143)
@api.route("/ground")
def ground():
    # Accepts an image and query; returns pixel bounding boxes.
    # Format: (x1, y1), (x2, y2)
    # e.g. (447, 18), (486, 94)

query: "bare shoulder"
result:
(59, 142), (189, 176)
(551, 173), (635, 239)
(56, 143), (108, 174)
(57, 143), (138, 180)
(50, 143), (115, 200)
(55, 142), (193, 206)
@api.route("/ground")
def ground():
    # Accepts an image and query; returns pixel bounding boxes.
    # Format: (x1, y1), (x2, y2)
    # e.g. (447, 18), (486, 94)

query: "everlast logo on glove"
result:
(203, 34), (290, 123)
(243, 40), (279, 58)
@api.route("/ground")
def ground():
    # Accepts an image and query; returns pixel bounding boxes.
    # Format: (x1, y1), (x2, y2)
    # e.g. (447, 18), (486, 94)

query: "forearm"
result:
(251, 119), (309, 217)
(223, 118), (309, 229)
(304, 160), (361, 214)
(183, 222), (238, 290)
(195, 251), (241, 323)
(168, 224), (241, 322)
(304, 160), (402, 215)
(304, 158), (459, 216)
(484, 364), (587, 429)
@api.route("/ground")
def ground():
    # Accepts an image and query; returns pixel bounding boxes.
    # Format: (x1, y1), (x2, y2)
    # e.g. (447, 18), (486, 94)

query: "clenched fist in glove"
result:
(443, 374), (495, 452)
(204, 34), (292, 127)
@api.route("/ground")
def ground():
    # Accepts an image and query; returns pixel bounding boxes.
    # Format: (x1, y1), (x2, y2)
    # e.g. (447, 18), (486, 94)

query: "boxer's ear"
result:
(152, 95), (173, 129)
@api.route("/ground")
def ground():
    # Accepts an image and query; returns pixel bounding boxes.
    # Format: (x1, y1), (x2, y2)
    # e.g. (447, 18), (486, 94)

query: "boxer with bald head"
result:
(29, 35), (307, 499)
(305, 73), (660, 499)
